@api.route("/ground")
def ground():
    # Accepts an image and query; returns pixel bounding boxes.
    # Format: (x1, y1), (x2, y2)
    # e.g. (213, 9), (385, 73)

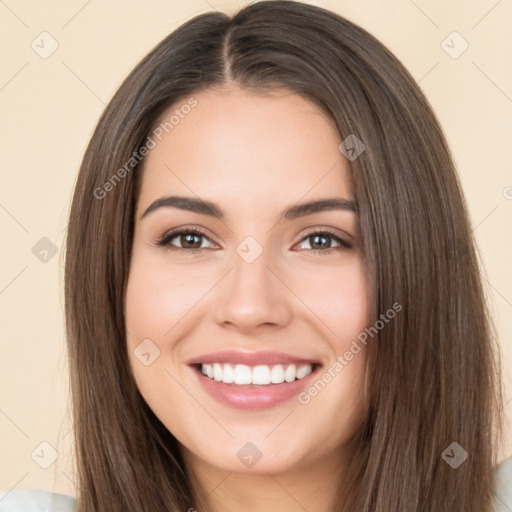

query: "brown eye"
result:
(296, 230), (352, 253)
(176, 233), (203, 249)
(156, 228), (216, 252)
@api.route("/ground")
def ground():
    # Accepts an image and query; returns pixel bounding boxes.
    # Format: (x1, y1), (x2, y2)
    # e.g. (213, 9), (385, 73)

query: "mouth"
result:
(187, 351), (323, 409)
(192, 362), (321, 386)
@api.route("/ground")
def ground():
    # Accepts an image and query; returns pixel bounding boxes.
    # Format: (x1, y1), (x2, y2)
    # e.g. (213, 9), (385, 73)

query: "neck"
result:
(183, 446), (347, 512)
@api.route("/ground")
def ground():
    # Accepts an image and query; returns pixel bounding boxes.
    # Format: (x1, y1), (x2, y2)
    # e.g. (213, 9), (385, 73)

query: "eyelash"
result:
(155, 227), (352, 254)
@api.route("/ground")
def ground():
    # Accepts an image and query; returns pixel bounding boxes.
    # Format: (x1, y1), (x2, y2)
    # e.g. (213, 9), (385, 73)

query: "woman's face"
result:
(125, 86), (370, 476)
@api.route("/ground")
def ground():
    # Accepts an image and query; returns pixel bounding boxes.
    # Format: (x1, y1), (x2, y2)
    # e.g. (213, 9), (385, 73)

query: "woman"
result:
(2, 1), (511, 511)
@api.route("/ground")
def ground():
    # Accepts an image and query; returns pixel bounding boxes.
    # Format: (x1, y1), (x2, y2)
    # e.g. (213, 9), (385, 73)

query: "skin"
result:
(125, 85), (370, 512)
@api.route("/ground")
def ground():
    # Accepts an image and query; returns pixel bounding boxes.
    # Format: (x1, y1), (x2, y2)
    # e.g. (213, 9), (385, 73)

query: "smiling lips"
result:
(187, 350), (322, 409)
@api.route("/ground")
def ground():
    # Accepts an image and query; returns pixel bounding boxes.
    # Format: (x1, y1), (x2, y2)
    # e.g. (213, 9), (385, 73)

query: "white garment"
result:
(494, 456), (512, 512)
(0, 489), (75, 511)
(1, 456), (511, 511)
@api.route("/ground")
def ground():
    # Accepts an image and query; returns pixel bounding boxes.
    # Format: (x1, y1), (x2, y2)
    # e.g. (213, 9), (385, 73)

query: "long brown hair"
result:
(64, 1), (504, 510)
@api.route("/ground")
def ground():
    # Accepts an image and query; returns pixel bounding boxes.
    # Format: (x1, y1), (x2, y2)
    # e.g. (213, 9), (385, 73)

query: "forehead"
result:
(136, 86), (353, 217)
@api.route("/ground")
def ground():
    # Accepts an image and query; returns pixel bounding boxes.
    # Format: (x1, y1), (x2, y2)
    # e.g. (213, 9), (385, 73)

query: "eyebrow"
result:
(140, 195), (358, 222)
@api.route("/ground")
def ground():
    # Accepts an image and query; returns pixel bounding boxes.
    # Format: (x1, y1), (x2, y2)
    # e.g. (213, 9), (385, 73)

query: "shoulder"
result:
(0, 489), (76, 512)
(494, 456), (512, 512)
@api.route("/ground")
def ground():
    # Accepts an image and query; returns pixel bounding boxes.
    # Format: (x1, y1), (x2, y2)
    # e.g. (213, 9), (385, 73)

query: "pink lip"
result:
(186, 350), (320, 366)
(190, 365), (321, 409)
(186, 350), (322, 410)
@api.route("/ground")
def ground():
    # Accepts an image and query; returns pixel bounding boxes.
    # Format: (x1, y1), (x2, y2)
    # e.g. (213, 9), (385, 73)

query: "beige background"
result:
(1, 0), (511, 497)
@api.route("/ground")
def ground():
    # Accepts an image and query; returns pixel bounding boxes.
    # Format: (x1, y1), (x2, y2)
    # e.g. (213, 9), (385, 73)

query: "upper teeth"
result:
(201, 363), (313, 385)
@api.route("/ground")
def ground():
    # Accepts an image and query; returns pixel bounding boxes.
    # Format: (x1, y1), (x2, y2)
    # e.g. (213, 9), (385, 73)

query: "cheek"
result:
(125, 273), (171, 342)
(296, 295), (369, 446)
(124, 256), (183, 389)
(124, 252), (222, 411)
(290, 261), (369, 411)
(125, 256), (212, 344)
(328, 278), (367, 327)
(124, 258), (199, 433)
(291, 258), (370, 348)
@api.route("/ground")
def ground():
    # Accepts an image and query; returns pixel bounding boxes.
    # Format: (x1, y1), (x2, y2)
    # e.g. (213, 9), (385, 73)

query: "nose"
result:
(212, 244), (293, 332)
